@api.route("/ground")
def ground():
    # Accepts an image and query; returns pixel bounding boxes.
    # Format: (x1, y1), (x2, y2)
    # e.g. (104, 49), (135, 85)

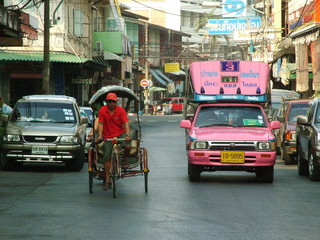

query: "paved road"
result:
(1, 115), (320, 240)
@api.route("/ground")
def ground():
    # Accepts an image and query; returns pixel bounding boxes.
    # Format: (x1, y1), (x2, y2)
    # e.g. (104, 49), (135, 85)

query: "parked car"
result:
(80, 106), (94, 154)
(0, 95), (88, 171)
(162, 97), (185, 114)
(277, 99), (310, 164)
(296, 97), (320, 181)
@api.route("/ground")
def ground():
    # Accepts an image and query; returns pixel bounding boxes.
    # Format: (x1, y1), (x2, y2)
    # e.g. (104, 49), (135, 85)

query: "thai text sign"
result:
(208, 18), (261, 35)
(164, 63), (180, 73)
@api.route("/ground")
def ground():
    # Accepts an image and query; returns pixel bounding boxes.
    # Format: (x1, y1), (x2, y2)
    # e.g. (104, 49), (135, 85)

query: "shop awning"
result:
(149, 86), (167, 92)
(0, 51), (110, 70)
(155, 69), (173, 83)
(168, 70), (186, 76)
(150, 69), (166, 86)
(103, 51), (125, 62)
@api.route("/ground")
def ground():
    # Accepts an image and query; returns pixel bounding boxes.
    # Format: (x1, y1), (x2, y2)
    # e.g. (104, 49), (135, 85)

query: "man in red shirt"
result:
(97, 92), (131, 190)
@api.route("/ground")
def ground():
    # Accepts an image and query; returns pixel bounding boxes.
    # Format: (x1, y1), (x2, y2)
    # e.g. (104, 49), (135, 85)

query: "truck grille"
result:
(209, 146), (256, 151)
(208, 141), (257, 151)
(23, 136), (58, 143)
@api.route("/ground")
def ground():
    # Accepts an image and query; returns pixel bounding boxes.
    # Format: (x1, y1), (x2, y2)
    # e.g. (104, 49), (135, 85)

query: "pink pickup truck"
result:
(181, 60), (280, 182)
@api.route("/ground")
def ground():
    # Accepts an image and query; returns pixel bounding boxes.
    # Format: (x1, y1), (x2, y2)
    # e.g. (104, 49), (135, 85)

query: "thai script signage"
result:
(207, 18), (261, 35)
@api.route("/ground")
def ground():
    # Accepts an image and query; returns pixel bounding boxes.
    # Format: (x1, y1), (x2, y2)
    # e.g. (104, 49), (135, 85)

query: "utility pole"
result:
(263, 0), (270, 63)
(144, 22), (149, 115)
(43, 0), (50, 94)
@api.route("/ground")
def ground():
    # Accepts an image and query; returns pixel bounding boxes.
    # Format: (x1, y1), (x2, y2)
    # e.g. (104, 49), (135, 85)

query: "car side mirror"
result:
(80, 117), (88, 124)
(0, 114), (8, 122)
(180, 120), (191, 129)
(297, 115), (308, 125)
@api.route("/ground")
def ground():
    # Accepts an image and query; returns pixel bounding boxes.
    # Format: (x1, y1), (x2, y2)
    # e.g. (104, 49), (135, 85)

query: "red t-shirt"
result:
(98, 105), (128, 138)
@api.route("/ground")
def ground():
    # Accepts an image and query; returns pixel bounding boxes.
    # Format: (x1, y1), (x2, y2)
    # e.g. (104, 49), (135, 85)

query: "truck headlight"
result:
(60, 136), (78, 143)
(4, 134), (21, 142)
(191, 141), (208, 150)
(258, 142), (271, 151)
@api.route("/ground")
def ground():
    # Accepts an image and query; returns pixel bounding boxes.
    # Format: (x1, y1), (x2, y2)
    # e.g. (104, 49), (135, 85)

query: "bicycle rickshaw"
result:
(87, 85), (149, 198)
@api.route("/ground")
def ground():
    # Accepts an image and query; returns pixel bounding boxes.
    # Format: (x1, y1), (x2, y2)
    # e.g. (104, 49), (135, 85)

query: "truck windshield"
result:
(195, 106), (266, 128)
(10, 102), (76, 123)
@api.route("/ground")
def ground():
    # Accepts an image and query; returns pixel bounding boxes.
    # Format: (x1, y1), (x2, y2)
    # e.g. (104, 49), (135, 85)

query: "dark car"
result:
(277, 99), (310, 164)
(296, 97), (320, 181)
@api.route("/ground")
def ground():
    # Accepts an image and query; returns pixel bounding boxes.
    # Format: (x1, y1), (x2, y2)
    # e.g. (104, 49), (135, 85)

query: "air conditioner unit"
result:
(96, 41), (103, 54)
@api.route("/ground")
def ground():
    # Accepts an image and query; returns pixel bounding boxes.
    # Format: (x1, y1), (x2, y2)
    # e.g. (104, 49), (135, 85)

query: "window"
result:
(222, 76), (238, 82)
(74, 9), (83, 36)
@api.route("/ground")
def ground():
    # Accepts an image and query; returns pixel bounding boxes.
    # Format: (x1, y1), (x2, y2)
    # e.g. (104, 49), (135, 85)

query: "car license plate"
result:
(221, 151), (244, 163)
(32, 146), (48, 154)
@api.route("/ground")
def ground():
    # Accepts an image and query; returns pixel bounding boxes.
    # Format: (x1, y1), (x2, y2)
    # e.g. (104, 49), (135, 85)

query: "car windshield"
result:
(288, 104), (309, 121)
(195, 106), (266, 128)
(10, 102), (76, 123)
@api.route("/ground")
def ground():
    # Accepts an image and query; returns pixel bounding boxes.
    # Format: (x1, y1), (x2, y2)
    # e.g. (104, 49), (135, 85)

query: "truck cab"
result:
(181, 60), (280, 182)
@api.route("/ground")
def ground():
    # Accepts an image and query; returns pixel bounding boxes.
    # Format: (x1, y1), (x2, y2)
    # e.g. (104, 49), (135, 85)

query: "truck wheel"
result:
(297, 148), (308, 176)
(281, 142), (293, 165)
(0, 152), (19, 170)
(188, 163), (201, 182)
(65, 145), (85, 171)
(308, 152), (320, 181)
(260, 166), (274, 183)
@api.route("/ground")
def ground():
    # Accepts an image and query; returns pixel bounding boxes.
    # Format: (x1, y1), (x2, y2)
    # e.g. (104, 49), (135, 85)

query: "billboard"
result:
(222, 0), (247, 17)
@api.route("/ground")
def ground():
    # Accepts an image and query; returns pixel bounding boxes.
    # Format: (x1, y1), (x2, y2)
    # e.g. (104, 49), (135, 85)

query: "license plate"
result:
(221, 151), (244, 163)
(32, 146), (48, 154)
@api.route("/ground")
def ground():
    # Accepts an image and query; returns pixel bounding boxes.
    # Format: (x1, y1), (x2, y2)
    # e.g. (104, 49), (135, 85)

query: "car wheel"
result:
(297, 146), (308, 176)
(308, 152), (320, 181)
(281, 142), (293, 165)
(188, 163), (201, 182)
(259, 166), (274, 183)
(65, 145), (85, 171)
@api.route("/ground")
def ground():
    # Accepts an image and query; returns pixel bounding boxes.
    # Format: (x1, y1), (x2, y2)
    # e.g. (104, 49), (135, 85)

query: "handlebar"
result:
(97, 138), (126, 144)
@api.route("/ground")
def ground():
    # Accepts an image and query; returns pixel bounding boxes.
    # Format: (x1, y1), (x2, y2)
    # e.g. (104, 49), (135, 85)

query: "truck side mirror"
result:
(297, 115), (308, 125)
(269, 120), (281, 130)
(180, 120), (191, 129)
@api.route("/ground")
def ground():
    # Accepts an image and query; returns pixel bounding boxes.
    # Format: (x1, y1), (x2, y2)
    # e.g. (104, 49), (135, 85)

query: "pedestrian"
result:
(0, 97), (13, 115)
(96, 92), (131, 191)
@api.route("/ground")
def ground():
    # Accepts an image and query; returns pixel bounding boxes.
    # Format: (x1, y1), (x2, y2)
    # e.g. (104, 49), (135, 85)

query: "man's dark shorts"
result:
(98, 133), (131, 163)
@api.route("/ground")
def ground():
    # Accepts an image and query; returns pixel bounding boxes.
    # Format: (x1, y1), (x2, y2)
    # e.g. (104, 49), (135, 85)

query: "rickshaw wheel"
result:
(89, 170), (93, 193)
(88, 147), (94, 193)
(142, 148), (149, 193)
(111, 152), (117, 198)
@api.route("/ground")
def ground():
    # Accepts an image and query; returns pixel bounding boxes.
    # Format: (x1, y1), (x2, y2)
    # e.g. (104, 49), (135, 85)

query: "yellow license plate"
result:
(221, 151), (244, 163)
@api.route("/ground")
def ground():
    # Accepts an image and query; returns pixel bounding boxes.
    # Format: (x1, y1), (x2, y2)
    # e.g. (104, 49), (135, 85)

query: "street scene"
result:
(1, 0), (320, 239)
(1, 115), (320, 240)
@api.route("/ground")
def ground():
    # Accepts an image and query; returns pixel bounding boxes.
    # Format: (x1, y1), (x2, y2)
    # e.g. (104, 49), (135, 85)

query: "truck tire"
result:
(260, 166), (274, 183)
(281, 142), (293, 165)
(297, 147), (308, 176)
(188, 163), (201, 182)
(0, 152), (20, 170)
(308, 152), (320, 181)
(65, 145), (85, 171)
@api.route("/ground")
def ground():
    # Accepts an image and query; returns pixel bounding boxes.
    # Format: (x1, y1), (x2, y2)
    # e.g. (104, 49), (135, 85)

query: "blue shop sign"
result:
(208, 18), (261, 35)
